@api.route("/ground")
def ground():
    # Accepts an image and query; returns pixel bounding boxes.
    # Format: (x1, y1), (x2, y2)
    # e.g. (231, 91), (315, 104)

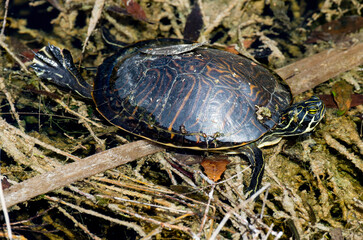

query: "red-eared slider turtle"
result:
(30, 38), (325, 197)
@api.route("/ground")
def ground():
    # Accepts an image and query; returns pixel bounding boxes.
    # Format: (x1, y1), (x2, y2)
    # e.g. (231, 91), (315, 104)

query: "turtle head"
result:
(274, 96), (325, 136)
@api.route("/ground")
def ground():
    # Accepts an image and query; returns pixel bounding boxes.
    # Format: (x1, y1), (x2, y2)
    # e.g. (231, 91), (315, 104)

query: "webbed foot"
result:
(30, 45), (92, 99)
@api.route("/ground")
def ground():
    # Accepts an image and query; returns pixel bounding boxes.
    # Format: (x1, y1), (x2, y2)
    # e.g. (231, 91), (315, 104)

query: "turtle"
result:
(30, 38), (325, 197)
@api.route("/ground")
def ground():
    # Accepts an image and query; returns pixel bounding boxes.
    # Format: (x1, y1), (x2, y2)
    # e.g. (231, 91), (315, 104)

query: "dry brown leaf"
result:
(121, 0), (148, 22)
(332, 81), (354, 115)
(201, 157), (230, 182)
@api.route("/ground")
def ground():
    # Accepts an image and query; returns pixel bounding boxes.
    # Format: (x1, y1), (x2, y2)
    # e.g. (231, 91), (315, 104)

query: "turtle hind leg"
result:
(30, 44), (92, 99)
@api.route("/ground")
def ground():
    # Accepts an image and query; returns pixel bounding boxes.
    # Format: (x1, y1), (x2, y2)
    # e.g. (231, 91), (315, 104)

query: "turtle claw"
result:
(31, 45), (70, 82)
(30, 44), (92, 99)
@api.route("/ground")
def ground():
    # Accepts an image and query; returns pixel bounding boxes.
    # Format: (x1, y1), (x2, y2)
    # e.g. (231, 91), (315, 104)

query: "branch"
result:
(276, 42), (363, 96)
(2, 140), (163, 209)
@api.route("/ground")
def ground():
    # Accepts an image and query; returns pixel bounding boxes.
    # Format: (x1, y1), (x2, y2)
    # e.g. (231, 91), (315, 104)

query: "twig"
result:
(67, 185), (97, 202)
(140, 213), (194, 240)
(0, 176), (13, 240)
(0, 40), (29, 74)
(46, 196), (147, 237)
(209, 184), (271, 240)
(0, 117), (81, 162)
(0, 0), (28, 74)
(263, 223), (274, 240)
(276, 42), (363, 95)
(56, 205), (102, 240)
(93, 176), (208, 210)
(323, 132), (363, 172)
(78, 118), (105, 149)
(99, 195), (193, 214)
(0, 0), (10, 37)
(2, 140), (163, 209)
(198, 184), (215, 237)
(203, 0), (240, 37)
(260, 187), (269, 219)
(0, 77), (24, 132)
(108, 204), (194, 237)
(39, 82), (103, 128)
(92, 176), (174, 195)
(162, 154), (197, 187)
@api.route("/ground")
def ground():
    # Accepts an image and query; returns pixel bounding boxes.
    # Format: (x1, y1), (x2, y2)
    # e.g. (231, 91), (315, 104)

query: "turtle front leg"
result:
(240, 144), (265, 198)
(30, 45), (92, 99)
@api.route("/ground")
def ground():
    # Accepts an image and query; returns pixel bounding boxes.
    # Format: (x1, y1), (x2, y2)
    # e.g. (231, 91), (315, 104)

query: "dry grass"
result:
(0, 0), (362, 239)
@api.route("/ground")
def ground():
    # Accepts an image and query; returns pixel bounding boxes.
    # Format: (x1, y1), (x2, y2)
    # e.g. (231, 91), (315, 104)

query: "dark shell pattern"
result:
(92, 39), (292, 150)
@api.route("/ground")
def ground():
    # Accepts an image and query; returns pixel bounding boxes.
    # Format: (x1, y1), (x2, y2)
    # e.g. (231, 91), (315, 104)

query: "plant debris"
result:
(201, 157), (230, 182)
(0, 0), (362, 239)
(332, 80), (354, 115)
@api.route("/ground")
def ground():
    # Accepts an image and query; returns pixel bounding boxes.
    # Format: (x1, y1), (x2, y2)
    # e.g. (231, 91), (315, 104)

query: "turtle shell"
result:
(92, 39), (292, 150)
